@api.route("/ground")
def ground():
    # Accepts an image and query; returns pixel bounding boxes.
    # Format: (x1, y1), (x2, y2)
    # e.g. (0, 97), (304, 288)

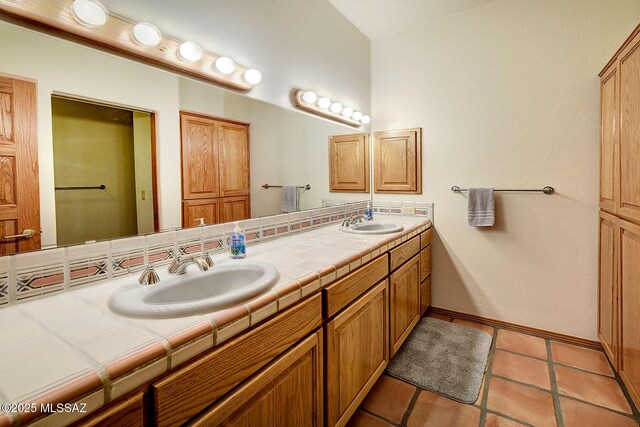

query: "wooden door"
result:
(598, 211), (618, 368)
(390, 254), (420, 356)
(325, 280), (388, 427)
(188, 330), (323, 427)
(219, 196), (250, 223)
(329, 133), (369, 193)
(600, 65), (618, 213)
(180, 113), (219, 200)
(218, 121), (249, 197)
(619, 218), (640, 408)
(0, 76), (40, 254)
(183, 199), (219, 228)
(617, 33), (640, 223)
(374, 128), (421, 194)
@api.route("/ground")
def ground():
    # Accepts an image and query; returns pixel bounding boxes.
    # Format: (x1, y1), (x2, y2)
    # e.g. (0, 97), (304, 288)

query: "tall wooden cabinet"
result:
(180, 112), (250, 227)
(598, 24), (640, 409)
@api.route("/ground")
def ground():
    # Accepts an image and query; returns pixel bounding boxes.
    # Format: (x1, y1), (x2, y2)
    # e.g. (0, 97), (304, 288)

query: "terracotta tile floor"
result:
(349, 312), (640, 427)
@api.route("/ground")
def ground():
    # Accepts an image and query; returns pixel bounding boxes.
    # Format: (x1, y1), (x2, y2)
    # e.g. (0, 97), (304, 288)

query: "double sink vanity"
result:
(0, 214), (432, 427)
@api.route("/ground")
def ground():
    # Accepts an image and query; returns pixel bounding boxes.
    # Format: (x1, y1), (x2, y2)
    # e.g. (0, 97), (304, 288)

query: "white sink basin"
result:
(108, 260), (279, 318)
(339, 221), (404, 235)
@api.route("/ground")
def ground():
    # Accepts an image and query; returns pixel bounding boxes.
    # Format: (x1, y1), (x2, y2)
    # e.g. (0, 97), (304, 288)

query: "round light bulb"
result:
(132, 22), (162, 47)
(360, 115), (371, 125)
(330, 102), (343, 114)
(301, 91), (317, 104)
(178, 41), (203, 62)
(316, 97), (331, 110)
(351, 111), (363, 121)
(243, 69), (262, 85)
(215, 56), (236, 75)
(341, 106), (354, 117)
(72, 0), (108, 27)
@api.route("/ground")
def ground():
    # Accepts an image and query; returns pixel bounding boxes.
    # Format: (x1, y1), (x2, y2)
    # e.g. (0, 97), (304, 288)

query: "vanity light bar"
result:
(292, 89), (370, 128)
(0, 0), (262, 92)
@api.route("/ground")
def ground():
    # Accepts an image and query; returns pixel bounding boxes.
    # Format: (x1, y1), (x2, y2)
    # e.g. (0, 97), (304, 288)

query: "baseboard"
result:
(428, 307), (603, 350)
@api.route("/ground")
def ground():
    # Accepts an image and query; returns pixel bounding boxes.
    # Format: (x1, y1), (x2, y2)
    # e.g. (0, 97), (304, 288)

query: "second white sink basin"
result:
(339, 220), (404, 235)
(108, 260), (279, 318)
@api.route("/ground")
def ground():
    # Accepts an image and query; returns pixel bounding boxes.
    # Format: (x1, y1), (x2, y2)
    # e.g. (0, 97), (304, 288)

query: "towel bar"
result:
(262, 184), (311, 190)
(451, 186), (554, 195)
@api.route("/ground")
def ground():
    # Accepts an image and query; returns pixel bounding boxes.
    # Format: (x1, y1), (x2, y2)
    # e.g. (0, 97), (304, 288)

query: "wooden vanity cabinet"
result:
(189, 330), (323, 427)
(419, 229), (432, 315)
(74, 392), (144, 427)
(325, 280), (389, 427)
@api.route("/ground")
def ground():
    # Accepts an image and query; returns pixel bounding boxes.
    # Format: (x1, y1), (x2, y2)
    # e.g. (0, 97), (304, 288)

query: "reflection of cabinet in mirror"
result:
(374, 128), (422, 194)
(328, 133), (370, 193)
(0, 75), (40, 254)
(180, 112), (250, 227)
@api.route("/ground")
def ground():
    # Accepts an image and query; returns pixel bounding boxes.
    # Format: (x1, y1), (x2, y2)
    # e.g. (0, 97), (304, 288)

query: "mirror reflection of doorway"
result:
(51, 96), (157, 246)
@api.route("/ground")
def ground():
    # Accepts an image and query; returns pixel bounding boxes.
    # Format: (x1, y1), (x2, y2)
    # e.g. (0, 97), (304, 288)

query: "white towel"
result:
(467, 188), (495, 226)
(281, 185), (299, 213)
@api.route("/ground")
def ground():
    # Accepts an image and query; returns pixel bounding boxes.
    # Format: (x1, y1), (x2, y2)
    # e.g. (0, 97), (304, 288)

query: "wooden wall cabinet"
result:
(374, 128), (422, 194)
(180, 112), (250, 227)
(325, 280), (389, 427)
(329, 133), (370, 193)
(598, 24), (640, 410)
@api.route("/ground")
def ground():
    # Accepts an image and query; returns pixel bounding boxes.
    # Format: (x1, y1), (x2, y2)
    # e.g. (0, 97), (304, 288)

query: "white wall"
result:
(371, 0), (640, 339)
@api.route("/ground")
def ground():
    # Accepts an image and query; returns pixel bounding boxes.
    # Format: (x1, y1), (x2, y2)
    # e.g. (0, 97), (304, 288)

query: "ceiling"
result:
(328, 0), (499, 39)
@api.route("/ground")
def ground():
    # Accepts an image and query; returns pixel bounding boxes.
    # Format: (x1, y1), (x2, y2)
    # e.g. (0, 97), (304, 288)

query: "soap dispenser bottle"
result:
(365, 202), (373, 220)
(229, 222), (246, 259)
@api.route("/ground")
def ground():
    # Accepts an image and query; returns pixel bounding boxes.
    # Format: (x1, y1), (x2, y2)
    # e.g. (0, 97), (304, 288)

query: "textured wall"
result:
(371, 0), (640, 339)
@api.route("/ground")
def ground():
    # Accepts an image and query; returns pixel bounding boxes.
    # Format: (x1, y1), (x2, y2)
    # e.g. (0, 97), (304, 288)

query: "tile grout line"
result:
(477, 326), (498, 427)
(359, 406), (401, 426)
(399, 387), (421, 426)
(546, 339), (565, 427)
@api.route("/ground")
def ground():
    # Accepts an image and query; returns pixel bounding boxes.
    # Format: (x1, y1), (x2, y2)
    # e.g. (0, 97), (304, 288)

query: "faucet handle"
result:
(195, 218), (206, 227)
(138, 265), (160, 286)
(201, 251), (214, 268)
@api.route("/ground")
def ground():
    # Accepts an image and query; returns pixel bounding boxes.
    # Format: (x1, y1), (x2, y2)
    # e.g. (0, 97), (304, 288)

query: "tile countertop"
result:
(0, 215), (432, 427)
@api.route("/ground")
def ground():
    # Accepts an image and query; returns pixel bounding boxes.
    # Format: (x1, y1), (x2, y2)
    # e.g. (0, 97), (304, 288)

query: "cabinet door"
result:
(617, 34), (640, 222)
(600, 66), (618, 213)
(420, 245), (431, 283)
(420, 276), (431, 315)
(329, 133), (369, 192)
(76, 392), (144, 427)
(325, 280), (388, 427)
(390, 255), (420, 356)
(189, 330), (323, 427)
(219, 196), (250, 223)
(598, 211), (618, 368)
(181, 113), (219, 200)
(183, 199), (219, 228)
(374, 128), (421, 194)
(218, 122), (250, 197)
(619, 218), (640, 408)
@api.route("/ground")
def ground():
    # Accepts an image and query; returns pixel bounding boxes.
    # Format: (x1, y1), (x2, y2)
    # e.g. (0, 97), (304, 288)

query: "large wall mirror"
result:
(0, 18), (371, 253)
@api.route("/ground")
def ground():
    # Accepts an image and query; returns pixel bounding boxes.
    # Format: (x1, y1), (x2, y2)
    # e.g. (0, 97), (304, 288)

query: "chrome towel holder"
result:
(451, 186), (554, 195)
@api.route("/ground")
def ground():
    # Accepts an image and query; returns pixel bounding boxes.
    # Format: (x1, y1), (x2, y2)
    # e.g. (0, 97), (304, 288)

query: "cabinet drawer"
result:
(326, 280), (389, 427)
(420, 228), (432, 250)
(189, 330), (323, 427)
(152, 294), (322, 426)
(76, 392), (144, 427)
(420, 276), (431, 315)
(420, 245), (431, 283)
(323, 255), (388, 318)
(390, 236), (420, 271)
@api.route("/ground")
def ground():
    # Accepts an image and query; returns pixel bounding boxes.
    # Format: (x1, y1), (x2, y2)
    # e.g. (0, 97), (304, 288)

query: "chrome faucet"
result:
(168, 251), (214, 275)
(341, 214), (371, 227)
(138, 265), (160, 286)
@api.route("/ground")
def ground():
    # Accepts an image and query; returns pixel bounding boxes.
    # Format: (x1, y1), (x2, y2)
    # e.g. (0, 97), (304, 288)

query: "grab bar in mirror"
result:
(55, 185), (106, 190)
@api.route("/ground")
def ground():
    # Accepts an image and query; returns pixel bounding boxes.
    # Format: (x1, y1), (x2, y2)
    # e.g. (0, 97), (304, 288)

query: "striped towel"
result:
(467, 188), (495, 226)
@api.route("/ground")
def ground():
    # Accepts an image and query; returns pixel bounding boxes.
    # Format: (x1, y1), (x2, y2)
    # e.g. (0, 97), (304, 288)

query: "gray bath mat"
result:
(386, 317), (492, 403)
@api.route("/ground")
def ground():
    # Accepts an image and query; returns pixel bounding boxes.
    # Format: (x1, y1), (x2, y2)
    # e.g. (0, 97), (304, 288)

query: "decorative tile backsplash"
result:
(0, 200), (433, 308)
